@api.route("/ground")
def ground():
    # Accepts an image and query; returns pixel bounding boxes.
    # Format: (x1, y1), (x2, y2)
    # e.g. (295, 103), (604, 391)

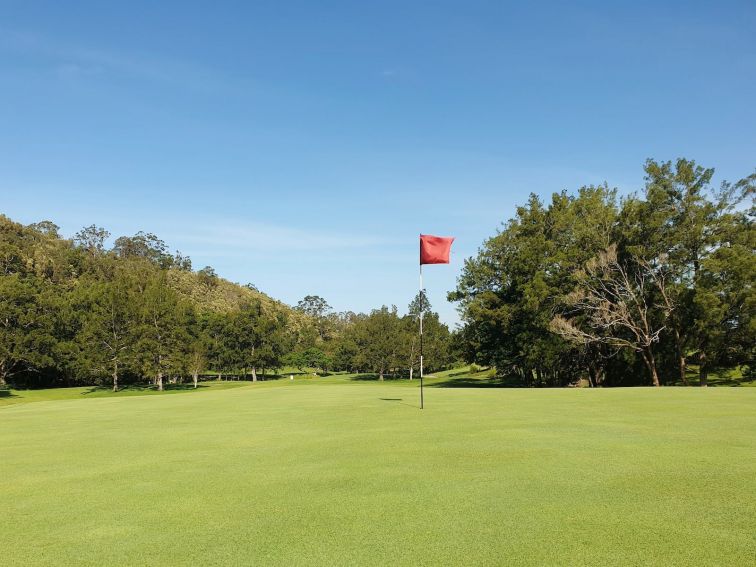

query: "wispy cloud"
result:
(0, 28), (225, 92)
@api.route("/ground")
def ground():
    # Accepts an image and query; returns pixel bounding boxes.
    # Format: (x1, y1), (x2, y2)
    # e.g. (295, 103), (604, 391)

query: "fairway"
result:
(2, 379), (755, 566)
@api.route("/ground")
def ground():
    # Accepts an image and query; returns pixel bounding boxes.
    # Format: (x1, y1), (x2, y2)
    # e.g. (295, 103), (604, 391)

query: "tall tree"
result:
(551, 245), (671, 386)
(74, 225), (111, 257)
(451, 186), (618, 385)
(295, 295), (333, 341)
(134, 271), (188, 390)
(0, 274), (55, 385)
(76, 269), (137, 391)
(355, 306), (403, 380)
(622, 159), (754, 385)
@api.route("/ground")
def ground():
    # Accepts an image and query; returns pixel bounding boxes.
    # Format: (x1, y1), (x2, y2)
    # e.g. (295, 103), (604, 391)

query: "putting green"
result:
(1, 378), (754, 565)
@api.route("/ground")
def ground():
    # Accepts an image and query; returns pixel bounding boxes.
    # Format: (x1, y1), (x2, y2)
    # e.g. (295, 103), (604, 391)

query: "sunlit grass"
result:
(1, 375), (754, 565)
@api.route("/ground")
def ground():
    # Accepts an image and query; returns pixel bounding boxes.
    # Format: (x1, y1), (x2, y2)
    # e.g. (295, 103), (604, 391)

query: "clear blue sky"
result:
(2, 1), (754, 326)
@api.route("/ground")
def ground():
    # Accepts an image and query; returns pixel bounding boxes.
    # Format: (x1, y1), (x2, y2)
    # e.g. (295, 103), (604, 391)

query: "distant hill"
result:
(166, 268), (310, 330)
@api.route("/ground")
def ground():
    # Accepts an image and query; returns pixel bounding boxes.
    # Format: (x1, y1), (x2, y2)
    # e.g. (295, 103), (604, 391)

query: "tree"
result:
(28, 221), (60, 238)
(76, 270), (137, 391)
(172, 251), (192, 271)
(551, 245), (670, 386)
(408, 290), (430, 317)
(0, 274), (56, 385)
(198, 266), (218, 289)
(134, 271), (188, 390)
(74, 225), (110, 256)
(187, 343), (206, 389)
(402, 292), (451, 378)
(0, 212), (305, 389)
(621, 159), (755, 386)
(225, 299), (286, 381)
(295, 295), (332, 318)
(201, 311), (234, 380)
(331, 337), (359, 372)
(113, 232), (173, 268)
(691, 198), (755, 386)
(295, 295), (333, 341)
(354, 306), (403, 380)
(243, 309), (290, 378)
(451, 186), (619, 385)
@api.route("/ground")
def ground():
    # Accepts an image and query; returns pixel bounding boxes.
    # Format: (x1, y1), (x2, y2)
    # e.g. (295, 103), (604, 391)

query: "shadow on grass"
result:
(446, 369), (478, 378)
(0, 389), (17, 398)
(669, 366), (755, 387)
(351, 374), (406, 381)
(81, 383), (211, 395)
(706, 376), (756, 387)
(430, 375), (519, 388)
(379, 398), (403, 401)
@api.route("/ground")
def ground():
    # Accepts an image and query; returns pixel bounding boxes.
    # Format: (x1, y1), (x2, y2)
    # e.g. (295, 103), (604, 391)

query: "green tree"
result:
(331, 337), (359, 372)
(134, 271), (189, 390)
(76, 269), (138, 391)
(0, 274), (56, 385)
(74, 225), (110, 257)
(551, 246), (671, 386)
(451, 186), (618, 385)
(692, 199), (755, 385)
(354, 306), (403, 380)
(295, 295), (334, 341)
(113, 232), (173, 268)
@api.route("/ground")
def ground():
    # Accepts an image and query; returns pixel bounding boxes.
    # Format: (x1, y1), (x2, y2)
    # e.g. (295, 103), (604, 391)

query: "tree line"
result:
(0, 218), (453, 390)
(451, 158), (754, 387)
(288, 293), (451, 381)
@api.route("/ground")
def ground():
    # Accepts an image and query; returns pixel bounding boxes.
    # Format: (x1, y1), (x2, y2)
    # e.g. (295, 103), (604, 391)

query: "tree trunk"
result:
(157, 371), (163, 391)
(674, 329), (688, 385)
(699, 351), (708, 387)
(193, 372), (198, 389)
(678, 353), (688, 385)
(217, 372), (222, 381)
(596, 366), (605, 387)
(379, 367), (384, 381)
(112, 360), (118, 392)
(252, 367), (257, 382)
(409, 367), (413, 381)
(641, 349), (660, 387)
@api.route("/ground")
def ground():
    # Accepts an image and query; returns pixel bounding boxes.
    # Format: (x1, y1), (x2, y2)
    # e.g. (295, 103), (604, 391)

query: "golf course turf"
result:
(1, 375), (754, 565)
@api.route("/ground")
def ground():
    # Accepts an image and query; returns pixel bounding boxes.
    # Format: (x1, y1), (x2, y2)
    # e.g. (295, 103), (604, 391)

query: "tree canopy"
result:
(451, 159), (754, 386)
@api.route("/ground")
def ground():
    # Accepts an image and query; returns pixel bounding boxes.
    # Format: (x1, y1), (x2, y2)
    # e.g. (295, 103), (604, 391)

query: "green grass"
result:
(0, 380), (252, 406)
(1, 375), (754, 565)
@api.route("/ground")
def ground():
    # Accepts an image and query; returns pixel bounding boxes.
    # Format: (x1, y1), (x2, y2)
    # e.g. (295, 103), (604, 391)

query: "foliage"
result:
(0, 215), (297, 388)
(452, 159), (754, 386)
(0, 214), (453, 388)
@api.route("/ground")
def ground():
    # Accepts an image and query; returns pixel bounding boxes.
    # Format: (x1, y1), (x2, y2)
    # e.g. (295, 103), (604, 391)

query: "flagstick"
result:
(419, 262), (424, 410)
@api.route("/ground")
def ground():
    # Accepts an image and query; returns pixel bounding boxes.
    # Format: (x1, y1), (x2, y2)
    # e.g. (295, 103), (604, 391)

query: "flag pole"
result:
(419, 260), (424, 410)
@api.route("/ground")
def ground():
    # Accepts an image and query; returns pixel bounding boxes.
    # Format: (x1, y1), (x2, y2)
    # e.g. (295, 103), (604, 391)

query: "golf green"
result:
(1, 379), (754, 565)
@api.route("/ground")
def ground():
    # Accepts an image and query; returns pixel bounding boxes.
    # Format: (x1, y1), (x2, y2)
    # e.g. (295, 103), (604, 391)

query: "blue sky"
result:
(2, 1), (754, 326)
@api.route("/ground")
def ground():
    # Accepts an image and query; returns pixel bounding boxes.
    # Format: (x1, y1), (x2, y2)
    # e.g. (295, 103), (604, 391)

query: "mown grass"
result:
(1, 374), (754, 565)
(0, 380), (252, 406)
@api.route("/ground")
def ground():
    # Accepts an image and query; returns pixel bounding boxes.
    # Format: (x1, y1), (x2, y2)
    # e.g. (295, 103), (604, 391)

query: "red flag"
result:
(420, 234), (455, 265)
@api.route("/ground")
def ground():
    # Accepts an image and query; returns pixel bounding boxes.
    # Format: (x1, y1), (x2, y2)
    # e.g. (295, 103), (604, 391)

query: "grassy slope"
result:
(1, 376), (754, 566)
